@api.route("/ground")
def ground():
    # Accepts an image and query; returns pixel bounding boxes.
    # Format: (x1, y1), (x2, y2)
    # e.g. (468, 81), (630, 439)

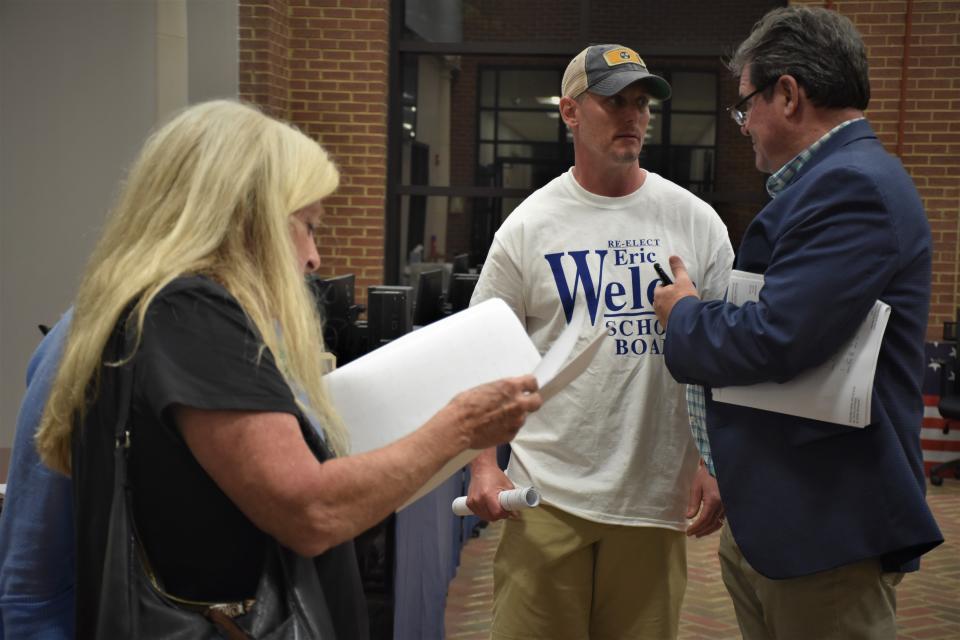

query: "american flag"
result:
(922, 341), (960, 475)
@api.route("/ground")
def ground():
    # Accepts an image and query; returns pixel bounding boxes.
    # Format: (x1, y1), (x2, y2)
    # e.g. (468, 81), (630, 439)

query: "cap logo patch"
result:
(602, 48), (644, 68)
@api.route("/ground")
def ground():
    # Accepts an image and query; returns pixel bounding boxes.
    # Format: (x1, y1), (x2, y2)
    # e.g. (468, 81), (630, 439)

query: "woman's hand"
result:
(447, 375), (542, 450)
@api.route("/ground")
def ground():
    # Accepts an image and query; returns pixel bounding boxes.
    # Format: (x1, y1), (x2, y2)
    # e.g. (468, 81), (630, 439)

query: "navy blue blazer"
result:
(665, 120), (943, 579)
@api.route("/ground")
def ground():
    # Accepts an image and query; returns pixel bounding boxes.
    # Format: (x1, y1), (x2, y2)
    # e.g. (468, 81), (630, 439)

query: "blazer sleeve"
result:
(665, 163), (900, 386)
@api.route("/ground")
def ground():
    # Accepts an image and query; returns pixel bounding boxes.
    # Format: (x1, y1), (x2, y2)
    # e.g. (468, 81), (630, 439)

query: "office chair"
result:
(930, 312), (960, 486)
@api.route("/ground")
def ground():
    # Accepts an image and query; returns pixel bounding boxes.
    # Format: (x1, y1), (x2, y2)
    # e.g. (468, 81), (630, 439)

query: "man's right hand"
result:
(466, 449), (516, 521)
(652, 255), (700, 327)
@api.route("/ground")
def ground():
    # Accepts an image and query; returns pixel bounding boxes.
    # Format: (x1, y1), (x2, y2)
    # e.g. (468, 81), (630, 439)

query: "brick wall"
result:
(239, 0), (389, 299)
(794, 0), (960, 340)
(462, 0), (580, 41)
(239, 0), (291, 119)
(590, 0), (783, 51)
(447, 58), (478, 259)
(237, 1), (957, 338)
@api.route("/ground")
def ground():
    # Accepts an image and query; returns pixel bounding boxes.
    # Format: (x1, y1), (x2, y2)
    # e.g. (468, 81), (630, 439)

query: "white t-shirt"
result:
(472, 170), (733, 529)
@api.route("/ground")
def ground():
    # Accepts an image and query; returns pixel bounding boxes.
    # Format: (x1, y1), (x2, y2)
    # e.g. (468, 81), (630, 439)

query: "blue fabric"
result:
(0, 309), (74, 640)
(687, 121), (864, 479)
(664, 120), (943, 579)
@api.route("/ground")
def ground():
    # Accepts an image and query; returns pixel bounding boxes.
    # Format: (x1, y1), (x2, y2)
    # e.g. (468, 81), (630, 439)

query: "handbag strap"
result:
(94, 317), (139, 639)
(107, 321), (256, 639)
(113, 325), (134, 456)
(99, 312), (338, 639)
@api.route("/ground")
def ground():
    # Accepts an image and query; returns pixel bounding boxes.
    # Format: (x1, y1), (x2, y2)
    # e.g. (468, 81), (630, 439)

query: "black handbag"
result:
(92, 327), (339, 639)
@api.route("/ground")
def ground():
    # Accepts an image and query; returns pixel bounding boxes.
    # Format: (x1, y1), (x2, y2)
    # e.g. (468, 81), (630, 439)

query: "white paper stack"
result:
(711, 270), (891, 428)
(324, 298), (604, 509)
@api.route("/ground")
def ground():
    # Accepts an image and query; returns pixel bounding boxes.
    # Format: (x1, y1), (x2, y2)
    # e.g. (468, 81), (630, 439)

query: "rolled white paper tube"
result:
(451, 486), (541, 516)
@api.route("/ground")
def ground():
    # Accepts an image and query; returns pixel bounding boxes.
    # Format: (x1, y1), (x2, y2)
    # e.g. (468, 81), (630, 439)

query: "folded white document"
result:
(711, 270), (890, 428)
(325, 298), (605, 509)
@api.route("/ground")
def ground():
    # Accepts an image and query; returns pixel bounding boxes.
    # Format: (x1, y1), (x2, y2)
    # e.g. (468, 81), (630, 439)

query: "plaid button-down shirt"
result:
(686, 117), (865, 478)
(686, 384), (715, 475)
(765, 117), (864, 198)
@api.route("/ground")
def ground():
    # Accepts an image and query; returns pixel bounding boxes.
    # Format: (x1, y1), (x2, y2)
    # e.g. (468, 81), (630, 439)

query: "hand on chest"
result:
(529, 240), (700, 329)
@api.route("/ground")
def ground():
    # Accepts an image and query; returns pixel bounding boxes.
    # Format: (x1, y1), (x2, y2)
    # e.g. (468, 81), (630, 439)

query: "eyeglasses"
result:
(727, 80), (774, 126)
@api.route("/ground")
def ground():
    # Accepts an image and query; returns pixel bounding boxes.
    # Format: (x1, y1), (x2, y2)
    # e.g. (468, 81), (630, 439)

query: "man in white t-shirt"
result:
(466, 44), (734, 639)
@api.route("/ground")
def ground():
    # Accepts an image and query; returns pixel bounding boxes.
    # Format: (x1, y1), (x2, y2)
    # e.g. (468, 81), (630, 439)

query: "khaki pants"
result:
(718, 523), (901, 640)
(491, 504), (687, 640)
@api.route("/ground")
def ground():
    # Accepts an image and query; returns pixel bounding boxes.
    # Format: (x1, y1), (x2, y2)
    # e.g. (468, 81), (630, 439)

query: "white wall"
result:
(0, 0), (238, 477)
(187, 0), (239, 102)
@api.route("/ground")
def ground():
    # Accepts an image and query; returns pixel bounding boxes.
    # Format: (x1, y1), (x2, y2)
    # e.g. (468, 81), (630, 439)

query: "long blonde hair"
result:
(36, 100), (349, 475)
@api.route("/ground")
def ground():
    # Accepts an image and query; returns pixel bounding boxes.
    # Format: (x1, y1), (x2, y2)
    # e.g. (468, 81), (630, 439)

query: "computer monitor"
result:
(413, 268), (445, 326)
(308, 273), (356, 320)
(451, 253), (471, 275)
(367, 285), (414, 347)
(446, 273), (480, 313)
(307, 273), (361, 360)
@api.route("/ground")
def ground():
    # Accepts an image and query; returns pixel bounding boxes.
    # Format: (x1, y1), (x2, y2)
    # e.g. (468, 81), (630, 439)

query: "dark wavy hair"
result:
(728, 6), (870, 111)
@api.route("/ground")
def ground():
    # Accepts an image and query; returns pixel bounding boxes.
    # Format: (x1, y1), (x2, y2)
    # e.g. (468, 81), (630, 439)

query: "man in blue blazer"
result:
(654, 7), (943, 639)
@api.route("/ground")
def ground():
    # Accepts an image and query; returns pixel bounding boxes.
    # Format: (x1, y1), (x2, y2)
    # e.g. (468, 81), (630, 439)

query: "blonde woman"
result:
(33, 100), (541, 637)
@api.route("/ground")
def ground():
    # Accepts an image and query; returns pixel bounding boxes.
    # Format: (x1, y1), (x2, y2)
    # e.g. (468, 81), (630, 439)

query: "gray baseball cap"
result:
(562, 44), (671, 101)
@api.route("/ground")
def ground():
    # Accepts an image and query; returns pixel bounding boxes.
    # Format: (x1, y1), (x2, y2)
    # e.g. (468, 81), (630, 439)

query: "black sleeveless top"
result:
(73, 276), (368, 638)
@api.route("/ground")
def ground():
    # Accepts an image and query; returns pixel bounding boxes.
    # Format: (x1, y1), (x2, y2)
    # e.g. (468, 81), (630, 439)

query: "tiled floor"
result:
(445, 479), (960, 640)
